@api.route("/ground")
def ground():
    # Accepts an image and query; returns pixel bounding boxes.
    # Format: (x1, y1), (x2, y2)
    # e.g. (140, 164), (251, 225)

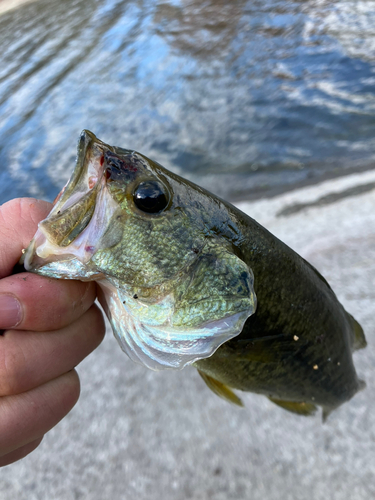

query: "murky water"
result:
(0, 0), (374, 204)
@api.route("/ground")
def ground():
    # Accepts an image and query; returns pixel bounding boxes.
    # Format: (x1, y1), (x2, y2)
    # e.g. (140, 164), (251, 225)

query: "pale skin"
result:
(0, 198), (105, 467)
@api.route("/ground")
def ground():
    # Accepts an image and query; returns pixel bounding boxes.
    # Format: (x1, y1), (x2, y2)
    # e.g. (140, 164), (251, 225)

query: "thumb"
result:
(0, 198), (52, 279)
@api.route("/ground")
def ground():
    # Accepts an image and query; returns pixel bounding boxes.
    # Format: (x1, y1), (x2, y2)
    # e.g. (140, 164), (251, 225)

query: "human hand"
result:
(0, 198), (105, 466)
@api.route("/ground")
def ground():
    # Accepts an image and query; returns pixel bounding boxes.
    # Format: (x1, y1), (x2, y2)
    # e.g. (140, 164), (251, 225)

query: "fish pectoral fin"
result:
(268, 397), (317, 416)
(197, 370), (243, 407)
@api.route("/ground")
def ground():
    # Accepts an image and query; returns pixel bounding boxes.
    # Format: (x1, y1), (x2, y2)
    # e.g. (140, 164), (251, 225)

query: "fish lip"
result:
(52, 130), (95, 206)
(51, 131), (107, 215)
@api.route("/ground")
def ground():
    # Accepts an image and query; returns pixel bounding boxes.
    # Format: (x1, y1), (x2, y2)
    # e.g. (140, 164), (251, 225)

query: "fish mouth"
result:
(40, 131), (106, 247)
(22, 131), (121, 273)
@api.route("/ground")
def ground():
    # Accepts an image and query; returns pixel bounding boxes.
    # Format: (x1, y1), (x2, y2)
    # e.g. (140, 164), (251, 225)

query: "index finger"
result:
(0, 272), (96, 332)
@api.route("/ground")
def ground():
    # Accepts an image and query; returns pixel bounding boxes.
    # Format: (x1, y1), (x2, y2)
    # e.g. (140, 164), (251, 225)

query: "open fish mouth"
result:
(22, 131), (123, 277)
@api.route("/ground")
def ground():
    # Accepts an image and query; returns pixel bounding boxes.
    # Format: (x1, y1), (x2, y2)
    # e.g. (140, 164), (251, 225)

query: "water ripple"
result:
(0, 0), (374, 203)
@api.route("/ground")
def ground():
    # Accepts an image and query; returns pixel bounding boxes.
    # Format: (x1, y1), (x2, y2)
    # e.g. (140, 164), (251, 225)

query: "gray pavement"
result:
(1, 170), (374, 500)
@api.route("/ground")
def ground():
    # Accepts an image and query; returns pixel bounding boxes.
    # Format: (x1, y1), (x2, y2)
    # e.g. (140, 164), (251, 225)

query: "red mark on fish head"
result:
(125, 162), (138, 172)
(85, 245), (95, 253)
(104, 151), (139, 182)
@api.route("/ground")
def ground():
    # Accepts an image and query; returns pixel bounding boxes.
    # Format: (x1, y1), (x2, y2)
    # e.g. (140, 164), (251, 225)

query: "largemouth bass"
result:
(22, 131), (366, 418)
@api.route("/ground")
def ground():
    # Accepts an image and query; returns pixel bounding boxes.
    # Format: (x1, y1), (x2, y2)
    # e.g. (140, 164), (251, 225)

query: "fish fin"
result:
(322, 378), (366, 423)
(322, 407), (334, 423)
(306, 260), (332, 290)
(358, 379), (366, 391)
(198, 370), (243, 407)
(268, 397), (317, 416)
(348, 314), (367, 351)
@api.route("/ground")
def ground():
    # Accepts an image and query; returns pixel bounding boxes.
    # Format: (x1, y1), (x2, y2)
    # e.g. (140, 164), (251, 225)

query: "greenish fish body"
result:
(22, 131), (366, 418)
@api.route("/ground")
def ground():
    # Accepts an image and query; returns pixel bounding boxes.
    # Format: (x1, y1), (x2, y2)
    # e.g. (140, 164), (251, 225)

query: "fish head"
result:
(23, 130), (257, 370)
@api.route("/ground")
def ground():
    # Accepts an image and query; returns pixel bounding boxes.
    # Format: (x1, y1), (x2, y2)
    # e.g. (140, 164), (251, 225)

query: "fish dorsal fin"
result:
(268, 397), (317, 416)
(347, 313), (367, 351)
(198, 370), (243, 407)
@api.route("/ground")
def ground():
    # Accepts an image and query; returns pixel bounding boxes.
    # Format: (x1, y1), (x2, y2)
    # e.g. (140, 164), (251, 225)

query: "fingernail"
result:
(0, 294), (22, 329)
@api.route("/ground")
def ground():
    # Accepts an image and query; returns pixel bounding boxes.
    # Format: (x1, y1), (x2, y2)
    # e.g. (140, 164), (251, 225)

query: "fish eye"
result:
(133, 181), (169, 214)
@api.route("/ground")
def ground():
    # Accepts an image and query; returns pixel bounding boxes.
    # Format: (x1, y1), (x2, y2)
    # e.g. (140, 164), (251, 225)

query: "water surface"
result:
(0, 0), (374, 203)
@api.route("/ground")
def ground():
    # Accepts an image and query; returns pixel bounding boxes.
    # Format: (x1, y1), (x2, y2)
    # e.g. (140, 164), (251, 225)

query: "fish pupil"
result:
(133, 181), (168, 213)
